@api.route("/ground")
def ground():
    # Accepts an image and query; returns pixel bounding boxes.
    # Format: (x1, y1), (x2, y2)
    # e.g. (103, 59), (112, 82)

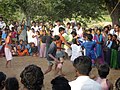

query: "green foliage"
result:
(0, 0), (118, 25)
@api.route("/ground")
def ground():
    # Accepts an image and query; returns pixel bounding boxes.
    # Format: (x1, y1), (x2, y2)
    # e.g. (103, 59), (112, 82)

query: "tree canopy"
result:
(0, 0), (119, 25)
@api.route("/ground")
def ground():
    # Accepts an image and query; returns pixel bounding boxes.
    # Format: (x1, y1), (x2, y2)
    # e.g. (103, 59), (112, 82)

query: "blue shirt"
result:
(82, 41), (96, 60)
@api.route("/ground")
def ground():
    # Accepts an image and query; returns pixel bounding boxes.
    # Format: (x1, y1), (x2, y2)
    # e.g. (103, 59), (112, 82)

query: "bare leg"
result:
(6, 61), (9, 68)
(44, 65), (53, 75)
(6, 60), (11, 68)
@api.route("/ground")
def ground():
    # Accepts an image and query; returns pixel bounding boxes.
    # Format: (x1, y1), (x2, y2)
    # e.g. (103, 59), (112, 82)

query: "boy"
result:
(44, 35), (60, 75)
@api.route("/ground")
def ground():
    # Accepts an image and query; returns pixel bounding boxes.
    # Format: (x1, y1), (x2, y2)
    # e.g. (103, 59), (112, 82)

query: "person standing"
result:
(4, 31), (12, 68)
(69, 56), (101, 90)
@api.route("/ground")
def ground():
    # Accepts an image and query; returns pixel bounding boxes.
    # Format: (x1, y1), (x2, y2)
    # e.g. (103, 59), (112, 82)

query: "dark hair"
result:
(56, 20), (61, 23)
(98, 63), (110, 78)
(77, 23), (81, 26)
(5, 77), (19, 90)
(86, 34), (93, 41)
(20, 64), (44, 90)
(71, 31), (77, 36)
(72, 39), (77, 44)
(97, 28), (101, 32)
(113, 34), (117, 39)
(73, 56), (92, 75)
(67, 22), (71, 26)
(59, 27), (65, 32)
(51, 76), (71, 90)
(53, 35), (60, 41)
(0, 72), (6, 89)
(115, 77), (120, 90)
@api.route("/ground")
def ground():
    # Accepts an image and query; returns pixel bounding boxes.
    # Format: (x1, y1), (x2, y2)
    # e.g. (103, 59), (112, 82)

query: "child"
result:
(110, 34), (119, 69)
(5, 77), (19, 90)
(104, 34), (113, 65)
(44, 35), (60, 75)
(96, 63), (113, 90)
(31, 42), (38, 57)
(81, 34), (96, 66)
(71, 39), (82, 62)
(4, 31), (12, 68)
(40, 30), (47, 58)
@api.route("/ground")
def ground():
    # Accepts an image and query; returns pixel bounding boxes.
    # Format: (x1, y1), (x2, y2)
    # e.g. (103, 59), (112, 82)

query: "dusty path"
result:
(0, 56), (120, 90)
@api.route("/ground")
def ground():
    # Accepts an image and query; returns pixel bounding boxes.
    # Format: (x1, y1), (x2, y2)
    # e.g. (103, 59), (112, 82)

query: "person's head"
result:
(31, 28), (35, 33)
(72, 39), (77, 44)
(56, 20), (61, 26)
(0, 72), (6, 89)
(97, 63), (110, 79)
(112, 34), (117, 41)
(19, 39), (23, 45)
(31, 43), (35, 47)
(11, 27), (15, 32)
(21, 25), (24, 30)
(104, 26), (109, 34)
(53, 35), (60, 43)
(5, 77), (19, 90)
(86, 34), (93, 41)
(59, 27), (65, 34)
(77, 23), (81, 29)
(51, 76), (71, 90)
(73, 56), (92, 76)
(71, 31), (77, 38)
(96, 28), (101, 35)
(32, 21), (36, 26)
(42, 30), (46, 35)
(115, 77), (120, 90)
(86, 28), (92, 34)
(115, 25), (120, 32)
(108, 34), (112, 40)
(26, 26), (30, 31)
(20, 64), (44, 90)
(66, 22), (71, 28)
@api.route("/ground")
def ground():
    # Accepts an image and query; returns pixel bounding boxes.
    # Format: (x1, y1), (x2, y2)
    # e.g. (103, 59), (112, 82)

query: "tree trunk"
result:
(110, 5), (120, 25)
(105, 0), (120, 26)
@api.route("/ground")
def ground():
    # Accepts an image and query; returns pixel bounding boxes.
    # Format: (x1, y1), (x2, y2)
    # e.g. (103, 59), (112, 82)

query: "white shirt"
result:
(76, 27), (83, 37)
(53, 25), (63, 36)
(9, 24), (14, 31)
(0, 21), (6, 31)
(69, 76), (102, 90)
(31, 26), (39, 32)
(27, 30), (32, 43)
(71, 44), (82, 61)
(31, 32), (38, 46)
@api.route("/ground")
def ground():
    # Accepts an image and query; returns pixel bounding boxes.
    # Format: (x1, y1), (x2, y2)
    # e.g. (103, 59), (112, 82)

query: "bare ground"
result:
(0, 56), (120, 90)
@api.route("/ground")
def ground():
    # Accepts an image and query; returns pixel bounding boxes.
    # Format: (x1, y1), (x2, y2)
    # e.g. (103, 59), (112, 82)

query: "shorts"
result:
(56, 51), (65, 58)
(48, 60), (54, 66)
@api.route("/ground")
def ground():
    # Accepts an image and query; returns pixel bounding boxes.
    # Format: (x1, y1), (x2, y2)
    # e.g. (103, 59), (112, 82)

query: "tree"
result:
(104, 0), (120, 25)
(0, 0), (18, 21)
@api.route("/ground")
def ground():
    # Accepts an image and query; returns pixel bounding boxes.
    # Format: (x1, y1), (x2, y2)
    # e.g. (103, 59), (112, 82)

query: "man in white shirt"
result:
(31, 21), (39, 32)
(75, 23), (83, 37)
(0, 17), (6, 31)
(26, 26), (32, 43)
(53, 20), (63, 36)
(69, 56), (102, 90)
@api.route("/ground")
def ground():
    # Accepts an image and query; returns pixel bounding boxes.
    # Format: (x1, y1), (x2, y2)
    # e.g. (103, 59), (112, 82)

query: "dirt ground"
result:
(0, 56), (120, 90)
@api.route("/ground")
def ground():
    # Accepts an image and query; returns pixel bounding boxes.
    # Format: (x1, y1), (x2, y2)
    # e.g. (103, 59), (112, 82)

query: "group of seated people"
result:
(0, 39), (38, 57)
(0, 56), (120, 90)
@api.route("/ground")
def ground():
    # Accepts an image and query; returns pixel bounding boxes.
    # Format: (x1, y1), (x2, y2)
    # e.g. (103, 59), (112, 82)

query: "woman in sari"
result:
(95, 29), (104, 64)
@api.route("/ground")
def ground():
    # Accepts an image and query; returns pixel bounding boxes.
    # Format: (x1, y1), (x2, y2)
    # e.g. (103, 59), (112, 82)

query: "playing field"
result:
(0, 56), (120, 90)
